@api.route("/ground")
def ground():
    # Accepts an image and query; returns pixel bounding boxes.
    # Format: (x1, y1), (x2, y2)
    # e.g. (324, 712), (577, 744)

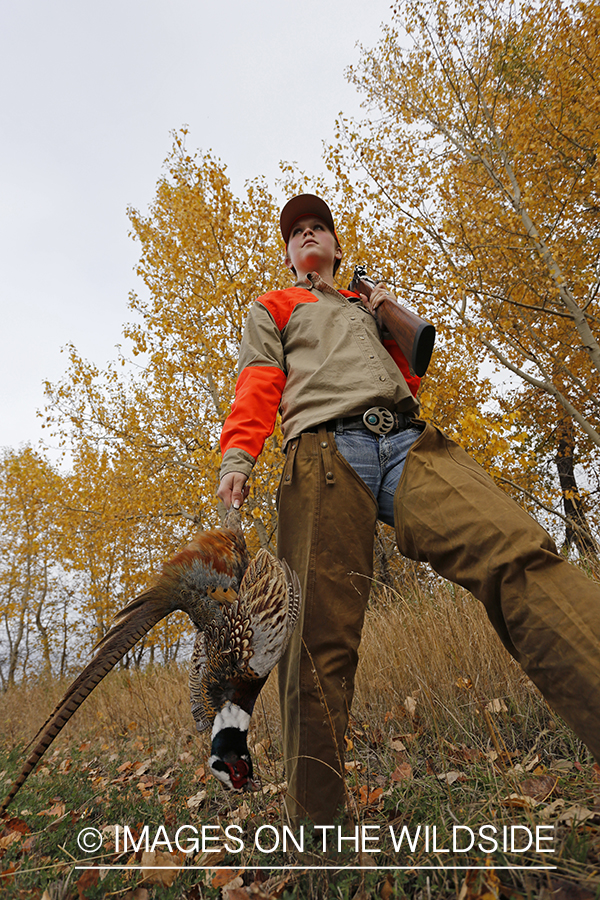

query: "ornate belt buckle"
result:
(362, 407), (395, 435)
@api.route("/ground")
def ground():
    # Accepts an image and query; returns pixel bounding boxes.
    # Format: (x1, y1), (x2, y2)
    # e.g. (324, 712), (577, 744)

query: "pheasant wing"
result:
(237, 549), (302, 679)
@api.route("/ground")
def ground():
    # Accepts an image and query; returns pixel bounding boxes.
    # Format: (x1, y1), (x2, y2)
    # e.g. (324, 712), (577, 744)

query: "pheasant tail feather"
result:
(0, 587), (176, 815)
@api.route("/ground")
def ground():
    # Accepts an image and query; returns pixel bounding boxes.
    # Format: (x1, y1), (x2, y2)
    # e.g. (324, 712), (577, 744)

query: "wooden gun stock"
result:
(349, 266), (435, 377)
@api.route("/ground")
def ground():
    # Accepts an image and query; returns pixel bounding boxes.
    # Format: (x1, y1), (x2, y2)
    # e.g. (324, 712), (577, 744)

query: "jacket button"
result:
(379, 375), (386, 381)
(326, 471), (333, 479)
(285, 474), (291, 482)
(321, 441), (328, 448)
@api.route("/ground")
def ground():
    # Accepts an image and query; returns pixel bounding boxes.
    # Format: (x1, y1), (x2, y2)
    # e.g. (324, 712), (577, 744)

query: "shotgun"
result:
(349, 266), (436, 377)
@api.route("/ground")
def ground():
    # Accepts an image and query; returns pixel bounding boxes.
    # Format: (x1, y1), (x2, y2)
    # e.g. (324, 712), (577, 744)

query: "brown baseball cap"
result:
(280, 194), (337, 245)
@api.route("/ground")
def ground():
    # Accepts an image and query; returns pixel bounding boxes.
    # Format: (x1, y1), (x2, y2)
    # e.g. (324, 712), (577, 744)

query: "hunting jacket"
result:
(220, 272), (421, 479)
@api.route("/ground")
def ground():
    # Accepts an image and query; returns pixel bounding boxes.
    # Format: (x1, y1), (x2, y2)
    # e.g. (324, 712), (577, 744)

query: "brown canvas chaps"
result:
(277, 423), (600, 825)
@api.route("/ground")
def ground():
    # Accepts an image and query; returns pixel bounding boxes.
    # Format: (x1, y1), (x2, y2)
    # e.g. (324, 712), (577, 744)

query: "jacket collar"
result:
(295, 272), (362, 304)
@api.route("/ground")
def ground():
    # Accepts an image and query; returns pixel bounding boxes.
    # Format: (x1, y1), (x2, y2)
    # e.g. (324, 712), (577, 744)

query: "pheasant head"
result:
(208, 702), (260, 791)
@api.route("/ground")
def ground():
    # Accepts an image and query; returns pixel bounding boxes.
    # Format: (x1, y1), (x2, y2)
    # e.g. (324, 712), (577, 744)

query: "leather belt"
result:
(305, 407), (415, 436)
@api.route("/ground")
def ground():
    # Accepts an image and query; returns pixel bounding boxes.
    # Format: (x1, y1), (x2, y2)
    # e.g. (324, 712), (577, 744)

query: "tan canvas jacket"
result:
(220, 272), (420, 478)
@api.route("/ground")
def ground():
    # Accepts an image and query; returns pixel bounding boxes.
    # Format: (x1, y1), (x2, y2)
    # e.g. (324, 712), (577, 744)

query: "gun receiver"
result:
(349, 266), (435, 377)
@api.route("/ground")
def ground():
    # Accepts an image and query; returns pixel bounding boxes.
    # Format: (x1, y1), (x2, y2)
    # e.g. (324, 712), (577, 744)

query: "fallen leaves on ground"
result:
(502, 792), (540, 809)
(361, 786), (384, 806)
(186, 789), (207, 811)
(379, 874), (395, 899)
(138, 849), (181, 887)
(556, 804), (598, 826)
(208, 868), (243, 890)
(458, 863), (500, 900)
(437, 770), (467, 785)
(404, 696), (418, 718)
(443, 741), (481, 766)
(37, 803), (66, 818)
(76, 868), (99, 899)
(391, 762), (413, 782)
(0, 830), (25, 853)
(0, 861), (21, 885)
(121, 889), (149, 900)
(518, 774), (559, 801)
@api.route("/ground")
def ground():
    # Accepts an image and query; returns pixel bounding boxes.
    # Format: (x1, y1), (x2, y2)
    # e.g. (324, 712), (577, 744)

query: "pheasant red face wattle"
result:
(227, 759), (250, 790)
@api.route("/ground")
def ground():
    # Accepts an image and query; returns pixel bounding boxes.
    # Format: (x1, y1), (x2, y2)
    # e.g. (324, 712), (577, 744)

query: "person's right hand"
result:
(217, 472), (249, 509)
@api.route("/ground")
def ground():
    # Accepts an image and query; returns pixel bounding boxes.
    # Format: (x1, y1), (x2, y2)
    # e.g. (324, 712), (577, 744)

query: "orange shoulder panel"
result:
(256, 288), (319, 332)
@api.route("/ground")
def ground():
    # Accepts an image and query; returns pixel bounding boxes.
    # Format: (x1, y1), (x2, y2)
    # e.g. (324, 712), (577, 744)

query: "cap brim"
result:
(280, 194), (336, 245)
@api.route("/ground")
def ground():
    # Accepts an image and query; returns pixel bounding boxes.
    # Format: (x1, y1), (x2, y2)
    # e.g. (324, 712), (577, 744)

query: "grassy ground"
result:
(1, 572), (600, 899)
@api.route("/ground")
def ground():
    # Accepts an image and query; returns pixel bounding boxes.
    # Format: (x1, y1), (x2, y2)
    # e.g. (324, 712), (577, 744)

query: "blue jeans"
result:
(333, 424), (423, 526)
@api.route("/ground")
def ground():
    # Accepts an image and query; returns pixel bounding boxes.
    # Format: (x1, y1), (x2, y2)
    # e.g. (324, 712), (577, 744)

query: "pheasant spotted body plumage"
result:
(0, 511), (301, 813)
(188, 550), (301, 789)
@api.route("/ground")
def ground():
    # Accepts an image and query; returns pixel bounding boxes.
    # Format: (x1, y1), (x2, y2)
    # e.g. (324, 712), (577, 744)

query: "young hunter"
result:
(217, 193), (600, 826)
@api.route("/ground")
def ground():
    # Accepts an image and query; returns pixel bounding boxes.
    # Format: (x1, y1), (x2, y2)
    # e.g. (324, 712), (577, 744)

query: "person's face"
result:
(285, 215), (342, 277)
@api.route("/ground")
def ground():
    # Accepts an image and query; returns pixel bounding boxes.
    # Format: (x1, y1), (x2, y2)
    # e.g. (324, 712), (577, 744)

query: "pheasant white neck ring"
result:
(208, 701), (260, 791)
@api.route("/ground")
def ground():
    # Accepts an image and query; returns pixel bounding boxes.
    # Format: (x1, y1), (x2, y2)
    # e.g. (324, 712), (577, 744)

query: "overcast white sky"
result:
(1, 0), (394, 454)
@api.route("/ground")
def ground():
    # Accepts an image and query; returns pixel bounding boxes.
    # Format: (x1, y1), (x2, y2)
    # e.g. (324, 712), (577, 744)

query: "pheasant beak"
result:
(208, 586), (238, 605)
(246, 777), (262, 793)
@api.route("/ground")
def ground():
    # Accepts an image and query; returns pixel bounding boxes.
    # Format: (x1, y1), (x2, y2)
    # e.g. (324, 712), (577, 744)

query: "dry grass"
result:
(354, 573), (553, 744)
(1, 663), (197, 754)
(0, 573), (564, 761)
(1, 572), (598, 899)
(0, 649), (285, 785)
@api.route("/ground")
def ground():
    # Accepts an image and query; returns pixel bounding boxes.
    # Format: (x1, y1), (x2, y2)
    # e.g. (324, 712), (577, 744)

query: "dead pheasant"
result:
(0, 510), (301, 813)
